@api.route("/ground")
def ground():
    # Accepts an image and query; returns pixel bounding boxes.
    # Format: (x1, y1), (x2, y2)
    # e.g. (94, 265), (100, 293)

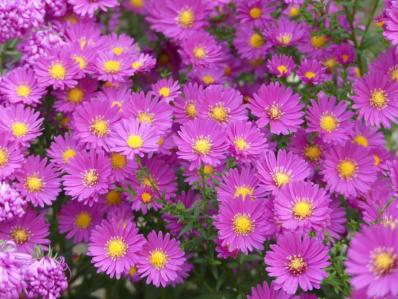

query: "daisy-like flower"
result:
(95, 84), (133, 113)
(226, 121), (268, 163)
(384, 7), (398, 46)
(289, 129), (324, 164)
(265, 18), (307, 48)
(131, 186), (162, 215)
(256, 150), (311, 194)
(0, 104), (43, 146)
(14, 156), (61, 208)
(88, 218), (145, 279)
(109, 118), (159, 158)
(0, 67), (45, 106)
(101, 33), (139, 57)
(34, 48), (79, 90)
(174, 82), (204, 123)
(274, 181), (331, 233)
(174, 119), (228, 170)
(136, 231), (186, 287)
(369, 47), (398, 83)
(189, 66), (226, 86)
(145, 0), (207, 40)
(250, 83), (304, 134)
(321, 143), (377, 197)
(109, 152), (136, 183)
(234, 25), (270, 60)
(130, 53), (156, 74)
(217, 166), (267, 202)
(58, 201), (102, 243)
(67, 41), (97, 78)
(264, 232), (330, 294)
(73, 99), (121, 151)
(0, 132), (24, 179)
(63, 150), (111, 206)
(215, 198), (272, 253)
(0, 209), (50, 253)
(247, 281), (292, 299)
(298, 59), (326, 85)
(123, 92), (173, 135)
(324, 198), (347, 241)
(236, 0), (274, 28)
(306, 95), (354, 145)
(349, 122), (385, 149)
(69, 0), (119, 17)
(0, 182), (26, 223)
(179, 31), (223, 67)
(267, 54), (295, 78)
(47, 134), (82, 168)
(352, 72), (398, 128)
(199, 84), (247, 125)
(346, 225), (398, 298)
(94, 52), (133, 83)
(150, 78), (181, 103)
(335, 43), (355, 65)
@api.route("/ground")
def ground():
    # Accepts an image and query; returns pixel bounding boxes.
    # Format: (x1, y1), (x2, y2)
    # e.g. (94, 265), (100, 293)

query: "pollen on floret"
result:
(293, 200), (313, 219)
(130, 0), (144, 8)
(49, 62), (66, 80)
(11, 121), (28, 138)
(304, 145), (321, 162)
(268, 104), (283, 120)
(90, 117), (109, 137)
(75, 212), (92, 229)
(234, 137), (249, 151)
(132, 60), (143, 70)
(337, 159), (357, 179)
(185, 102), (197, 119)
(127, 134), (143, 149)
(233, 214), (253, 235)
(16, 85), (31, 97)
(141, 192), (152, 203)
(249, 33), (264, 48)
(371, 248), (397, 275)
(62, 148), (76, 163)
(178, 8), (195, 28)
(354, 135), (369, 147)
(106, 190), (122, 206)
(83, 169), (99, 186)
(273, 170), (290, 188)
(234, 186), (253, 200)
(106, 237), (128, 259)
(320, 113), (338, 132)
(370, 89), (388, 109)
(149, 250), (168, 269)
(73, 55), (87, 70)
(112, 47), (124, 56)
(193, 47), (206, 59)
(277, 33), (292, 45)
(158, 86), (170, 98)
(249, 7), (262, 19)
(25, 175), (44, 193)
(287, 255), (307, 276)
(138, 112), (154, 124)
(11, 227), (30, 244)
(68, 87), (85, 104)
(0, 148), (9, 166)
(103, 60), (121, 74)
(311, 35), (327, 49)
(111, 153), (127, 169)
(277, 65), (288, 75)
(193, 137), (212, 155)
(304, 71), (316, 80)
(210, 104), (229, 123)
(202, 75), (215, 85)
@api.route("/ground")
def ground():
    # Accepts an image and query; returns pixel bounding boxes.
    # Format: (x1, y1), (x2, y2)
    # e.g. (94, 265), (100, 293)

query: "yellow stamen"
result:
(337, 160), (357, 179)
(25, 175), (43, 193)
(49, 63), (66, 80)
(0, 148), (9, 167)
(106, 237), (128, 259)
(16, 85), (31, 97)
(75, 212), (92, 229)
(249, 7), (262, 19)
(111, 153), (127, 169)
(370, 89), (388, 109)
(210, 104), (229, 123)
(90, 117), (109, 137)
(11, 227), (30, 244)
(233, 214), (253, 235)
(178, 9), (194, 28)
(83, 169), (99, 186)
(103, 60), (121, 73)
(127, 134), (143, 149)
(149, 250), (168, 269)
(68, 87), (85, 104)
(320, 114), (338, 132)
(11, 122), (28, 138)
(193, 137), (212, 155)
(293, 200), (313, 219)
(249, 33), (264, 48)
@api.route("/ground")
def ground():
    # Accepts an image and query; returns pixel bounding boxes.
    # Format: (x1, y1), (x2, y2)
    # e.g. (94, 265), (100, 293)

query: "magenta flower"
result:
(69, 0), (119, 17)
(349, 122), (385, 149)
(94, 52), (133, 83)
(321, 143), (377, 197)
(369, 47), (398, 83)
(267, 54), (295, 78)
(130, 53), (156, 73)
(298, 59), (326, 85)
(324, 198), (347, 241)
(214, 199), (272, 253)
(14, 156), (61, 208)
(346, 225), (398, 298)
(250, 83), (304, 134)
(236, 0), (274, 28)
(265, 18), (307, 47)
(174, 82), (204, 123)
(0, 209), (50, 254)
(150, 78), (181, 103)
(289, 129), (324, 164)
(174, 119), (228, 170)
(47, 134), (82, 168)
(247, 281), (292, 299)
(352, 72), (398, 128)
(0, 132), (24, 179)
(88, 218), (145, 279)
(109, 151), (137, 183)
(234, 25), (270, 60)
(335, 43), (355, 65)
(131, 186), (162, 215)
(256, 150), (311, 194)
(136, 231), (186, 287)
(0, 182), (26, 223)
(265, 232), (330, 294)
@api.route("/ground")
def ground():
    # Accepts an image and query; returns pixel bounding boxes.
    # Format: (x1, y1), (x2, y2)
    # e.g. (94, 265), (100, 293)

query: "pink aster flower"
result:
(274, 181), (331, 233)
(67, 41), (97, 78)
(136, 231), (186, 287)
(236, 0), (274, 28)
(247, 281), (292, 299)
(145, 0), (207, 40)
(256, 150), (311, 194)
(321, 143), (377, 197)
(323, 198), (347, 241)
(335, 43), (355, 65)
(174, 82), (204, 123)
(0, 209), (50, 254)
(267, 54), (295, 78)
(0, 104), (43, 146)
(88, 218), (145, 279)
(349, 122), (385, 149)
(179, 31), (224, 67)
(306, 95), (354, 145)
(130, 53), (156, 74)
(250, 83), (304, 134)
(63, 150), (111, 206)
(0, 67), (45, 106)
(131, 186), (162, 215)
(215, 198), (272, 254)
(217, 166), (267, 202)
(94, 52), (134, 83)
(109, 118), (159, 158)
(198, 84), (247, 125)
(352, 72), (398, 128)
(47, 134), (82, 168)
(14, 156), (61, 208)
(346, 225), (398, 298)
(188, 66), (226, 86)
(264, 232), (330, 294)
(72, 99), (121, 151)
(95, 84), (133, 113)
(69, 0), (119, 17)
(369, 47), (398, 83)
(0, 182), (26, 223)
(58, 201), (102, 243)
(174, 119), (228, 170)
(150, 78), (181, 103)
(265, 18), (307, 48)
(288, 129), (324, 164)
(109, 152), (137, 183)
(298, 59), (326, 85)
(384, 7), (398, 46)
(0, 132), (24, 179)
(234, 25), (270, 60)
(101, 33), (139, 57)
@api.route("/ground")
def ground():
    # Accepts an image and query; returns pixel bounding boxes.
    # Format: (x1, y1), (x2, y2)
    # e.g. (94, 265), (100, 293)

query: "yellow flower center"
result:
(138, 112), (154, 124)
(341, 54), (349, 63)
(68, 87), (85, 104)
(132, 60), (143, 70)
(106, 190), (122, 205)
(150, 250), (168, 269)
(234, 137), (249, 151)
(288, 255), (307, 275)
(62, 148), (76, 163)
(73, 55), (87, 69)
(234, 186), (253, 200)
(370, 89), (388, 109)
(193, 47), (206, 59)
(16, 85), (31, 97)
(249, 7), (262, 19)
(249, 33), (264, 48)
(111, 153), (127, 169)
(90, 117), (109, 137)
(25, 175), (43, 193)
(202, 75), (215, 85)
(142, 176), (157, 189)
(268, 104), (283, 120)
(320, 114), (338, 132)
(233, 214), (253, 235)
(354, 135), (369, 147)
(323, 58), (337, 69)
(103, 60), (121, 73)
(49, 63), (66, 80)
(130, 0), (144, 8)
(337, 159), (357, 179)
(311, 35), (327, 49)
(389, 66), (398, 82)
(0, 148), (9, 167)
(178, 8), (194, 28)
(112, 47), (123, 56)
(185, 102), (197, 119)
(158, 87), (170, 98)
(129, 266), (138, 277)
(11, 122), (28, 138)
(210, 104), (229, 123)
(273, 171), (290, 188)
(277, 33), (292, 45)
(203, 165), (214, 175)
(127, 134), (143, 149)
(288, 6), (300, 17)
(75, 212), (92, 229)
(141, 192), (152, 203)
(293, 200), (313, 219)
(83, 169), (99, 186)
(372, 249), (397, 275)
(106, 237), (128, 259)
(277, 65), (288, 75)
(304, 145), (321, 162)
(193, 137), (212, 155)
(373, 154), (381, 166)
(11, 227), (30, 244)
(304, 71), (316, 80)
